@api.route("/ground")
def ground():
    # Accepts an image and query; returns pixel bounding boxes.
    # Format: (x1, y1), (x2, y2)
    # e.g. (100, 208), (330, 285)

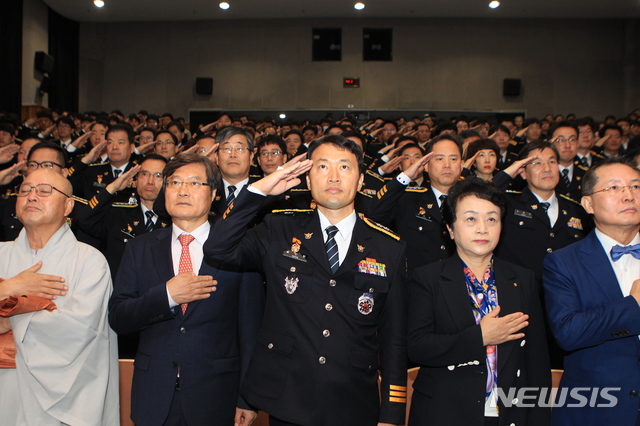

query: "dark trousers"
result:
(163, 387), (188, 426)
(269, 415), (303, 426)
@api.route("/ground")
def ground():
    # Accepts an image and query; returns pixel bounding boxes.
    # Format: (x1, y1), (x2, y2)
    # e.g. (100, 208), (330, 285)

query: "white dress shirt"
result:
(318, 209), (357, 266)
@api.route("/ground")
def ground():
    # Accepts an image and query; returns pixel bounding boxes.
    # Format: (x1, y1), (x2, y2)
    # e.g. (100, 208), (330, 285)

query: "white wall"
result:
(79, 17), (637, 120)
(22, 0), (49, 107)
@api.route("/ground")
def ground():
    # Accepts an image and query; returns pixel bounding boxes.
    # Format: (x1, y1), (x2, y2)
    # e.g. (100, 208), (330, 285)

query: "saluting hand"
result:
(480, 305), (529, 346)
(81, 140), (108, 164)
(106, 164), (141, 194)
(502, 155), (538, 178)
(167, 273), (217, 305)
(403, 152), (434, 182)
(251, 153), (312, 196)
(0, 144), (19, 165)
(0, 162), (23, 187)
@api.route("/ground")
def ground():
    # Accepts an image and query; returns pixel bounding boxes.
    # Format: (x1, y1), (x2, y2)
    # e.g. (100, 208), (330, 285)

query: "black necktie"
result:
(325, 226), (340, 275)
(561, 169), (570, 187)
(579, 156), (589, 168)
(439, 194), (447, 214)
(539, 202), (550, 212)
(226, 185), (236, 206)
(114, 169), (122, 178)
(145, 210), (155, 233)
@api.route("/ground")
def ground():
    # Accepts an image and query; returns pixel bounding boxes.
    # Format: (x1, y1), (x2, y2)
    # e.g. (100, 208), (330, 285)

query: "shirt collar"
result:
(222, 177), (249, 192)
(171, 221), (211, 246)
(317, 209), (357, 242)
(596, 228), (640, 258)
(431, 185), (446, 205)
(531, 191), (558, 207)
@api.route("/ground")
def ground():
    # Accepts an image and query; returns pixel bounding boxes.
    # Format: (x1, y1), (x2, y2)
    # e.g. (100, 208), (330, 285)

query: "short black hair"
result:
(443, 178), (507, 229)
(257, 134), (287, 155)
(517, 140), (559, 161)
(106, 123), (135, 144)
(425, 134), (463, 156)
(465, 138), (499, 160)
(216, 126), (254, 150)
(141, 153), (168, 164)
(398, 143), (425, 157)
(156, 130), (179, 146)
(307, 134), (364, 173)
(549, 121), (579, 139)
(56, 116), (75, 128)
(28, 141), (68, 166)
(599, 124), (623, 138)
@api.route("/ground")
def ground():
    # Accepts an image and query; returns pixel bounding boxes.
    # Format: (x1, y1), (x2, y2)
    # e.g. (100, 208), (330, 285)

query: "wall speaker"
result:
(503, 78), (521, 97)
(312, 28), (342, 61)
(363, 28), (392, 61)
(34, 51), (54, 74)
(195, 77), (213, 95)
(39, 76), (52, 93)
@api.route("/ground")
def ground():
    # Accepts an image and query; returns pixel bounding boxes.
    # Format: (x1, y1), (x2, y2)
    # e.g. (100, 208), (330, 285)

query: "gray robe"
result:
(0, 224), (119, 426)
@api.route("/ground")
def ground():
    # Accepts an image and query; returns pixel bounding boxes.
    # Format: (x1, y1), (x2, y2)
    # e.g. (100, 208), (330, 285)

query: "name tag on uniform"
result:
(514, 209), (532, 219)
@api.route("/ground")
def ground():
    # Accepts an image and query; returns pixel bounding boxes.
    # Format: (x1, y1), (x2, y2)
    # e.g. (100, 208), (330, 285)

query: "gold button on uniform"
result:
(325, 303), (333, 311)
(329, 279), (336, 287)
(323, 329), (330, 337)
(319, 356), (326, 364)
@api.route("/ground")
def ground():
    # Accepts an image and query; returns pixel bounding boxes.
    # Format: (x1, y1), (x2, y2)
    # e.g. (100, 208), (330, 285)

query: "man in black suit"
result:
(109, 153), (263, 426)
(204, 135), (408, 426)
(365, 134), (463, 275)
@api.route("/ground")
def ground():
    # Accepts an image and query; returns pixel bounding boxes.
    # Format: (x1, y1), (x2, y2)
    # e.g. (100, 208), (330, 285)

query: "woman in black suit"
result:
(408, 178), (551, 426)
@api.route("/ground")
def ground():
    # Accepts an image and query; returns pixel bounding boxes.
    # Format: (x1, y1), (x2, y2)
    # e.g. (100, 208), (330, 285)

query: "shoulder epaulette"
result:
(509, 140), (518, 146)
(365, 169), (385, 182)
(577, 164), (589, 172)
(505, 190), (522, 194)
(73, 195), (88, 205)
(357, 190), (373, 198)
(590, 150), (605, 159)
(271, 209), (314, 214)
(289, 188), (310, 192)
(112, 202), (138, 208)
(89, 161), (109, 167)
(405, 186), (428, 193)
(358, 213), (401, 241)
(249, 174), (262, 179)
(559, 194), (581, 206)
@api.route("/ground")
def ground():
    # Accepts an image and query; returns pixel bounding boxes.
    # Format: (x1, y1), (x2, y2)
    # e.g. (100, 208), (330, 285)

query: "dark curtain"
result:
(48, 8), (79, 113)
(0, 0), (23, 116)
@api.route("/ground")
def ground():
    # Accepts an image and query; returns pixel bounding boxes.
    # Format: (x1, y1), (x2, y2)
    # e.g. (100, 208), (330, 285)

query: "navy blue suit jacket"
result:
(109, 226), (264, 426)
(543, 230), (640, 426)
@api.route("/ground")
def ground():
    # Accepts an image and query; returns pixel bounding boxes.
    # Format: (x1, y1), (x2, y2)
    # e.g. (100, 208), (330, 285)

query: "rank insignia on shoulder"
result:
(359, 214), (401, 241)
(559, 194), (581, 206)
(514, 209), (532, 219)
(283, 237), (307, 262)
(358, 293), (374, 315)
(358, 257), (387, 277)
(568, 217), (583, 230)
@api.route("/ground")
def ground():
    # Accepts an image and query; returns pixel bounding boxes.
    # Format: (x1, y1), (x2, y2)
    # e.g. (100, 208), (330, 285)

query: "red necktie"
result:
(178, 234), (195, 314)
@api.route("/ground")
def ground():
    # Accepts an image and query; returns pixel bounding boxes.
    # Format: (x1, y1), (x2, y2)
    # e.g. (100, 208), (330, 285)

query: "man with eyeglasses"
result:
(52, 116), (76, 151)
(551, 122), (588, 201)
(256, 134), (287, 176)
(109, 153), (263, 426)
(495, 140), (592, 284)
(0, 168), (119, 425)
(544, 158), (640, 426)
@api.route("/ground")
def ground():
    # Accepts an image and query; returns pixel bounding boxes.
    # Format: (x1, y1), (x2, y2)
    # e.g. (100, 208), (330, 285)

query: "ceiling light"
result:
(279, 113), (287, 119)
(489, 1), (500, 8)
(94, 0), (104, 7)
(219, 2), (230, 10)
(354, 2), (365, 10)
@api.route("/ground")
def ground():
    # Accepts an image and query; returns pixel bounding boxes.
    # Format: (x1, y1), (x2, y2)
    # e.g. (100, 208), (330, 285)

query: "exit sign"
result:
(343, 78), (360, 88)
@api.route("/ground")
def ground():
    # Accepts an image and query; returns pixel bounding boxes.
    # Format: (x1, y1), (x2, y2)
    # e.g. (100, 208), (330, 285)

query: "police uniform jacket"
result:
(365, 177), (455, 276)
(555, 161), (589, 202)
(408, 254), (551, 426)
(204, 189), (408, 426)
(73, 160), (138, 202)
(495, 187), (592, 282)
(74, 190), (171, 278)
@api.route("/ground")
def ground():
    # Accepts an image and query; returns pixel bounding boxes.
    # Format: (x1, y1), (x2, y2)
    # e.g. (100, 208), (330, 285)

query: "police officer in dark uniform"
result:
(495, 140), (592, 283)
(204, 135), (408, 426)
(550, 122), (590, 201)
(73, 124), (139, 204)
(366, 134), (464, 276)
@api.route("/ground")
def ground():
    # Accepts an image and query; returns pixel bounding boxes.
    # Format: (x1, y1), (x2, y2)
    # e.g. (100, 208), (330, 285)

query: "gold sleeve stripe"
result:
(389, 397), (407, 403)
(376, 185), (387, 199)
(89, 196), (98, 209)
(222, 202), (234, 219)
(389, 391), (407, 397)
(389, 385), (408, 391)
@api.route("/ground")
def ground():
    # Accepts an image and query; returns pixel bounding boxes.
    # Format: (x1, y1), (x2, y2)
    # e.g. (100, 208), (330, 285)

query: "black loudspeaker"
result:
(503, 78), (521, 97)
(39, 76), (52, 93)
(363, 28), (392, 61)
(34, 51), (54, 74)
(195, 77), (213, 95)
(312, 28), (342, 61)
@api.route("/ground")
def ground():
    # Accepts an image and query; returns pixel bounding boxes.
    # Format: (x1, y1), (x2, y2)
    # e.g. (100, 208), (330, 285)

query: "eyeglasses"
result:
(219, 147), (248, 154)
(165, 180), (210, 189)
(139, 171), (163, 180)
(552, 136), (578, 145)
(16, 183), (70, 198)
(590, 184), (640, 196)
(260, 151), (282, 158)
(26, 161), (64, 170)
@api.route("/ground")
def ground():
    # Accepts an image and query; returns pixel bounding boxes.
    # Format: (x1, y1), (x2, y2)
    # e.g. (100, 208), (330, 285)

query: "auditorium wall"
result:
(78, 17), (640, 120)
(22, 0), (49, 107)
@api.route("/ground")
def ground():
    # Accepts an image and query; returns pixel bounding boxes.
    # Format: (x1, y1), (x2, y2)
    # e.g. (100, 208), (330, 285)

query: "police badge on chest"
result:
(284, 266), (299, 294)
(358, 292), (374, 315)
